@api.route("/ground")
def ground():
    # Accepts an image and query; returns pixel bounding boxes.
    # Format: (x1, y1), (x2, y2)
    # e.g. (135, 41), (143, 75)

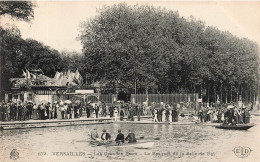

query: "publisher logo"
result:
(233, 146), (252, 158)
(10, 148), (19, 161)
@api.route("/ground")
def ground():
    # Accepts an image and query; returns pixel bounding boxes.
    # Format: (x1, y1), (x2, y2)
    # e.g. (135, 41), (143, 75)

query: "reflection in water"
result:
(0, 116), (259, 162)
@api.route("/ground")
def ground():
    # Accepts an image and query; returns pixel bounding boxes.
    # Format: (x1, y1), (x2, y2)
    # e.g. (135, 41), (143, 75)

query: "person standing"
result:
(109, 105), (114, 118)
(28, 102), (33, 119)
(53, 103), (57, 119)
(102, 104), (107, 117)
(47, 103), (52, 119)
(25, 102), (29, 120)
(13, 103), (17, 120)
(157, 108), (164, 122)
(39, 103), (45, 120)
(45, 103), (50, 119)
(59, 103), (65, 119)
(245, 108), (250, 124)
(6, 103), (11, 121)
(79, 103), (83, 117)
(57, 103), (62, 120)
(86, 103), (91, 118)
(217, 109), (222, 123)
(172, 108), (178, 122)
(94, 104), (99, 118)
(154, 109), (158, 122)
(17, 102), (23, 121)
(67, 104), (72, 119)
(114, 108), (118, 121)
(165, 108), (170, 122)
(137, 106), (141, 121)
(120, 109), (124, 121)
(22, 103), (27, 121)
(74, 104), (79, 118)
(229, 107), (235, 124)
(32, 103), (38, 120)
(2, 102), (7, 121)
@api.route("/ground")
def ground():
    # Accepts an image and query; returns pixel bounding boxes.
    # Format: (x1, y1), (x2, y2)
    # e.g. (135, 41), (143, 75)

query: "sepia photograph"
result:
(0, 1), (260, 161)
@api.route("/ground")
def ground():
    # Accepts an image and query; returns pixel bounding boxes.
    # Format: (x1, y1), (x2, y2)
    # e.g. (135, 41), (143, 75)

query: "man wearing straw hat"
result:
(90, 128), (99, 141)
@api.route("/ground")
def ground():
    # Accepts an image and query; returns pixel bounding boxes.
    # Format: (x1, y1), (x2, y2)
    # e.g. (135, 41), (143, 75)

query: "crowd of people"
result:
(0, 100), (147, 122)
(0, 100), (84, 121)
(0, 100), (253, 125)
(197, 103), (252, 124)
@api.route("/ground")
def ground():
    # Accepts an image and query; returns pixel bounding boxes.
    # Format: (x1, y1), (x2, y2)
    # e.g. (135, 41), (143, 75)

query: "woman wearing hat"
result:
(101, 129), (111, 142)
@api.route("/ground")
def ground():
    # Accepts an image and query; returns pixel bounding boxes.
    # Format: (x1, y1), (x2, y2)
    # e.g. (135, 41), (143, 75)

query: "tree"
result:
(0, 1), (35, 22)
(0, 26), (65, 96)
(0, 1), (36, 100)
(79, 3), (259, 103)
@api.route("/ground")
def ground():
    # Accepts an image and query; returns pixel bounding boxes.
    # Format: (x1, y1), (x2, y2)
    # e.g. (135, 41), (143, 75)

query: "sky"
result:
(1, 1), (260, 53)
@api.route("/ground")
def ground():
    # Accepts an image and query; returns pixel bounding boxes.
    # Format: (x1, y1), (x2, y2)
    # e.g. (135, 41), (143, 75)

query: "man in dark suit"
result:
(115, 129), (124, 144)
(125, 130), (137, 143)
(94, 104), (99, 118)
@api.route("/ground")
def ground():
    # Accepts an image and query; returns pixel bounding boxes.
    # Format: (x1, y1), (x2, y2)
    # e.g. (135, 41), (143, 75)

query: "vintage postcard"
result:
(0, 1), (260, 162)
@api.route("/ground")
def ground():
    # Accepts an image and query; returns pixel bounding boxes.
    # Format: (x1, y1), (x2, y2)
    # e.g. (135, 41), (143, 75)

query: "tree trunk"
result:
(230, 85), (233, 103)
(225, 85), (228, 103)
(208, 84), (210, 104)
(220, 82), (223, 103)
(237, 85), (239, 102)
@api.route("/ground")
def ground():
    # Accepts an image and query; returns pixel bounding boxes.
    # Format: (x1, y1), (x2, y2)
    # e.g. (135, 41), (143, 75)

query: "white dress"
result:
(114, 109), (118, 121)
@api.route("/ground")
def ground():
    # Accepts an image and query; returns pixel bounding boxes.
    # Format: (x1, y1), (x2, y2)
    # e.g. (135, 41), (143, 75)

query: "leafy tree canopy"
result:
(0, 1), (36, 22)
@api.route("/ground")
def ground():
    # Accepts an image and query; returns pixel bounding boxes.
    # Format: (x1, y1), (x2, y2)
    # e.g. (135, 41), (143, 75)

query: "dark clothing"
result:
(229, 109), (235, 123)
(165, 109), (170, 122)
(74, 105), (79, 118)
(172, 109), (178, 122)
(101, 133), (111, 140)
(86, 105), (91, 118)
(18, 105), (23, 121)
(67, 106), (72, 119)
(120, 110), (124, 121)
(115, 133), (124, 143)
(125, 133), (137, 143)
(224, 110), (231, 123)
(109, 106), (114, 117)
(102, 106), (107, 117)
(53, 105), (57, 119)
(94, 106), (99, 118)
(198, 111), (203, 122)
(26, 104), (32, 119)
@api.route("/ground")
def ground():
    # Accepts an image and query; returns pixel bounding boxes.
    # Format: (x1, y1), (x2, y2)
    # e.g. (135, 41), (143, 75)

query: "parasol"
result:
(64, 100), (72, 104)
(227, 105), (234, 109)
(75, 100), (81, 103)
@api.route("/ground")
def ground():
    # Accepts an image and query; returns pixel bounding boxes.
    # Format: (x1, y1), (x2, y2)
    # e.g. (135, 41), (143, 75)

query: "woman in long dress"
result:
(57, 104), (62, 120)
(32, 104), (38, 120)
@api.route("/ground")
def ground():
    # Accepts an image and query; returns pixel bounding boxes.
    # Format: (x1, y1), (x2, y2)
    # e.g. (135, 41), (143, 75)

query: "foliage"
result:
(0, 26), (65, 91)
(0, 1), (36, 22)
(79, 3), (260, 103)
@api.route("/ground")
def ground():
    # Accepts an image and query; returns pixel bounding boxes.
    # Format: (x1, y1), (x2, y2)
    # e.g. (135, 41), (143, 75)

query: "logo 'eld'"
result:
(233, 146), (252, 158)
